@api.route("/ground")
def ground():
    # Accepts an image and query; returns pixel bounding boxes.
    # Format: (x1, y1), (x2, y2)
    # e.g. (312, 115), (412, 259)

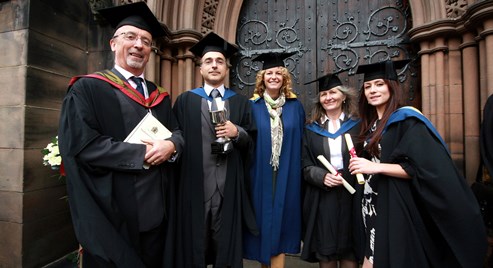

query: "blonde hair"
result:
(253, 67), (294, 97)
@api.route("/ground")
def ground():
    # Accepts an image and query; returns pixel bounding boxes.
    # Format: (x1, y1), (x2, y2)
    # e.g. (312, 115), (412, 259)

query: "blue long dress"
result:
(243, 94), (305, 265)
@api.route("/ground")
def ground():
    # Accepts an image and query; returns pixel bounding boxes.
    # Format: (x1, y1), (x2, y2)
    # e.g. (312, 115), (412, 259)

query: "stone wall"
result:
(0, 0), (111, 266)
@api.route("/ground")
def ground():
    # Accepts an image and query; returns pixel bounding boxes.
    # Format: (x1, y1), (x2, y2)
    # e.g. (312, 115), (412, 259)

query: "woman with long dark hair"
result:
(350, 59), (487, 268)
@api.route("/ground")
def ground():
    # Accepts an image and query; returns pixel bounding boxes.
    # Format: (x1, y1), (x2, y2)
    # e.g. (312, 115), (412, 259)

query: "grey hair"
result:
(308, 85), (359, 124)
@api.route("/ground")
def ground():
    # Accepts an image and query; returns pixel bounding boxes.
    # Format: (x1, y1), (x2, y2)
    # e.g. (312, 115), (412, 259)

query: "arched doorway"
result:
(231, 0), (420, 115)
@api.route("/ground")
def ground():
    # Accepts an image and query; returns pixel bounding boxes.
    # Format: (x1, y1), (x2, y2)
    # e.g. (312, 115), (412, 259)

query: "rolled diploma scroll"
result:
(316, 155), (356, 194)
(344, 133), (365, 184)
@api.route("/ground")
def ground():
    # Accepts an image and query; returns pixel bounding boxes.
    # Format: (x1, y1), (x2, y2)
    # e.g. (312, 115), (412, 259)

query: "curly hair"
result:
(253, 67), (294, 97)
(308, 85), (359, 124)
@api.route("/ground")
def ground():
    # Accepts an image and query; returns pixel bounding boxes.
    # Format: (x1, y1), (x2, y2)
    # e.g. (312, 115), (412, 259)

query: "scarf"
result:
(264, 92), (286, 170)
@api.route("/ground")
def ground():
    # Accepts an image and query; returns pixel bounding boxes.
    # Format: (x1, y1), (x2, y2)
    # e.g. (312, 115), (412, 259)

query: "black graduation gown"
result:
(353, 117), (487, 268)
(58, 70), (183, 267)
(481, 94), (493, 178)
(172, 90), (258, 268)
(301, 118), (361, 262)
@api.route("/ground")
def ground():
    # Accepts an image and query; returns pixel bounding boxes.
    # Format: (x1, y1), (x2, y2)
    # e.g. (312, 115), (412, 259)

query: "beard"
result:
(127, 58), (146, 70)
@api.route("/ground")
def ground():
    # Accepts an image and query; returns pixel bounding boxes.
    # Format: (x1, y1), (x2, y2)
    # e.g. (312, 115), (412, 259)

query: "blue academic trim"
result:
(306, 119), (360, 139)
(190, 87), (237, 101)
(385, 106), (448, 150)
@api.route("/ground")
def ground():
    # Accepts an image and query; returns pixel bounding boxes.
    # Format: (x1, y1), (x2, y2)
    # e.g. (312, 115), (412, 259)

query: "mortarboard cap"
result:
(97, 2), (167, 38)
(252, 52), (297, 70)
(189, 32), (238, 59)
(356, 59), (410, 82)
(304, 72), (343, 92)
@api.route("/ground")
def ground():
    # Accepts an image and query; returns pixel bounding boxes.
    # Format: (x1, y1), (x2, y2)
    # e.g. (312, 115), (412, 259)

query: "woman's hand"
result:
(323, 172), (343, 187)
(349, 157), (411, 179)
(349, 157), (379, 175)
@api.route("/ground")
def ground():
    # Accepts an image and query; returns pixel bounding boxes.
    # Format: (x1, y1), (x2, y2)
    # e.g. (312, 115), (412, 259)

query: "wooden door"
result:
(231, 0), (420, 116)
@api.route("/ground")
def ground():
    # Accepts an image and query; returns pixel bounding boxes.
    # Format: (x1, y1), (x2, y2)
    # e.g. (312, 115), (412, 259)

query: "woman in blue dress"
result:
(243, 52), (306, 267)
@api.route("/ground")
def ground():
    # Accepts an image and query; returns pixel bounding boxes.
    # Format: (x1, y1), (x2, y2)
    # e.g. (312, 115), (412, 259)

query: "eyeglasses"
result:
(113, 32), (152, 48)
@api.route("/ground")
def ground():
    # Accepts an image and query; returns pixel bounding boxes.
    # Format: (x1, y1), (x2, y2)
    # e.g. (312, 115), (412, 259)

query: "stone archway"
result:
(152, 0), (493, 180)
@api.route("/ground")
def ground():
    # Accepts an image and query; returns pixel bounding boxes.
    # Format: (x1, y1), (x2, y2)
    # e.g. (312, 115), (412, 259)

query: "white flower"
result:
(47, 152), (62, 166)
(42, 136), (62, 169)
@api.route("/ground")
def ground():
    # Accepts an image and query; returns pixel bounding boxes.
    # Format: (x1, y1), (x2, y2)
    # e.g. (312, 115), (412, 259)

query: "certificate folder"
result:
(125, 113), (172, 168)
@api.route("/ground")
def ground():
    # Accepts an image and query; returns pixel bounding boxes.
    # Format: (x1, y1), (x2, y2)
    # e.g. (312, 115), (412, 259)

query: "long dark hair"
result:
(358, 79), (403, 156)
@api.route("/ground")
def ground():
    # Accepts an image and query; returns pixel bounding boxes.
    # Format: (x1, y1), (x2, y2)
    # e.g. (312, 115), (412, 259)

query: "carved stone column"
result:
(434, 37), (448, 136)
(159, 47), (174, 100)
(461, 32), (480, 183)
(481, 18), (493, 98)
(168, 31), (202, 95)
(419, 41), (432, 117)
(447, 37), (464, 170)
(145, 51), (157, 82)
(478, 30), (488, 110)
(408, 0), (493, 178)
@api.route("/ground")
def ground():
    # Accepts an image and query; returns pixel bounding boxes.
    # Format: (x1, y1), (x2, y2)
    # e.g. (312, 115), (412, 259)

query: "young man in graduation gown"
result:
(172, 32), (258, 268)
(58, 2), (183, 267)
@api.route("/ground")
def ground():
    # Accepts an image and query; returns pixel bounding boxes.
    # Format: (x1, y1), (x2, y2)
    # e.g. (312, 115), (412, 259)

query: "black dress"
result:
(301, 117), (361, 262)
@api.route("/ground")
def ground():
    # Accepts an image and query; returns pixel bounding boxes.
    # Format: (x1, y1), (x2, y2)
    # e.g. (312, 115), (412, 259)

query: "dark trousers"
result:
(82, 223), (165, 268)
(139, 223), (165, 268)
(204, 188), (223, 266)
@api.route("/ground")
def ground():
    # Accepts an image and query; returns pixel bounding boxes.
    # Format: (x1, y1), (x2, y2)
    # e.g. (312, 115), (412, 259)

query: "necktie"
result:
(210, 88), (220, 111)
(130, 76), (145, 96)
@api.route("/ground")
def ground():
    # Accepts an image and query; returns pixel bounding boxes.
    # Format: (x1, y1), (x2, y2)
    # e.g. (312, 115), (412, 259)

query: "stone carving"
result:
(445, 0), (468, 18)
(119, 0), (146, 5)
(88, 0), (113, 15)
(201, 0), (219, 34)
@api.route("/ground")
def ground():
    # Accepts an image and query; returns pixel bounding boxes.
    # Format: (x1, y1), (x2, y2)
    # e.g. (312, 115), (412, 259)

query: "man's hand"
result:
(215, 120), (239, 139)
(142, 139), (176, 166)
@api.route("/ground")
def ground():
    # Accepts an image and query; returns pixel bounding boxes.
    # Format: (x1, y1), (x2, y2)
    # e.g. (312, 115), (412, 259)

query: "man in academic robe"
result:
(172, 32), (258, 268)
(58, 2), (183, 267)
